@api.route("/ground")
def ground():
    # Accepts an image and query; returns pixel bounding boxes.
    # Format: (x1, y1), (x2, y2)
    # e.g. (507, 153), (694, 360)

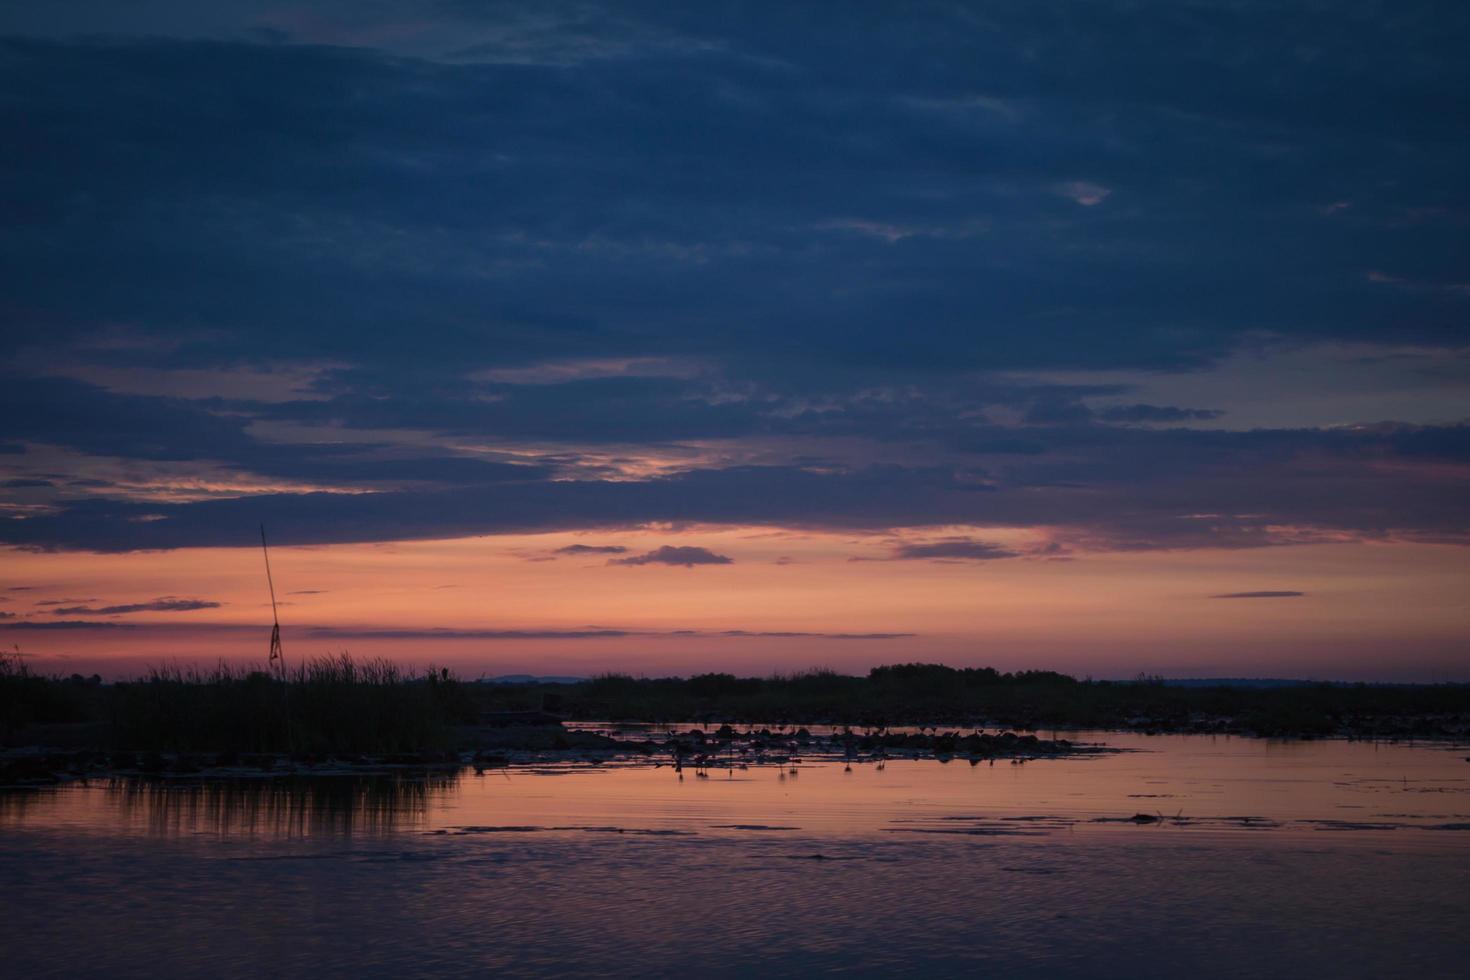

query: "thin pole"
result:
(261, 524), (285, 673)
(260, 525), (293, 755)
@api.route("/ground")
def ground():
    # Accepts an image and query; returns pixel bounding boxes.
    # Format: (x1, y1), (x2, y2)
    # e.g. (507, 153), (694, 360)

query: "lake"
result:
(2, 731), (1467, 978)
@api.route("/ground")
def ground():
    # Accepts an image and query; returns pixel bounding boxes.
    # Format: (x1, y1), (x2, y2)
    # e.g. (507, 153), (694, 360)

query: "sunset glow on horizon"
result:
(6, 528), (1467, 681)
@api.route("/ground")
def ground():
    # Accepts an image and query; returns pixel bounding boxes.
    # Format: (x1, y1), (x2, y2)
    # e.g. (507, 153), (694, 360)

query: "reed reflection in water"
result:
(105, 773), (461, 838)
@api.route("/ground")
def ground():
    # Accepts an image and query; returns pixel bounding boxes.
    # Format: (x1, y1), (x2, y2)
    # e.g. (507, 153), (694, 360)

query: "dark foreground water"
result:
(2, 732), (1468, 979)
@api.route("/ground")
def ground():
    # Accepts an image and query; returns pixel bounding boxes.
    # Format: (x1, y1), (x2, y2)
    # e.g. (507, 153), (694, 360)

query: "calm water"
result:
(2, 732), (1468, 978)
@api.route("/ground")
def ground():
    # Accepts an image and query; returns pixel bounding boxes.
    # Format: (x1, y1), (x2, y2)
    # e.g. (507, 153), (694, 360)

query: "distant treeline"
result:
(4, 655), (1467, 752)
(477, 663), (1470, 737)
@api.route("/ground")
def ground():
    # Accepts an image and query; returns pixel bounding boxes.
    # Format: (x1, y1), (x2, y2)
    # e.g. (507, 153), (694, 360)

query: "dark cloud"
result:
(556, 544), (629, 555)
(1023, 399), (1097, 427)
(48, 598), (221, 615)
(1211, 591), (1306, 599)
(2, 417), (1468, 554)
(610, 546), (734, 567)
(889, 539), (1022, 561)
(1096, 405), (1225, 424)
(709, 630), (912, 640)
(311, 627), (641, 640)
(0, 611), (13, 620)
(3, 12), (1468, 376)
(0, 620), (133, 630)
(0, 375), (556, 484)
(0, 5), (1465, 556)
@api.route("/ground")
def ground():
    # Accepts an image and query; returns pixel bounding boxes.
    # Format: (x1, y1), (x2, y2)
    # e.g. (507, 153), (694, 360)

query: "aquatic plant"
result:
(105, 654), (478, 754)
(1, 648), (102, 739)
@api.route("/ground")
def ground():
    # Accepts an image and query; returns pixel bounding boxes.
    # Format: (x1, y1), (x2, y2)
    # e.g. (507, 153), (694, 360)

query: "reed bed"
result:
(2, 650), (99, 739)
(1, 653), (475, 754)
(105, 655), (478, 754)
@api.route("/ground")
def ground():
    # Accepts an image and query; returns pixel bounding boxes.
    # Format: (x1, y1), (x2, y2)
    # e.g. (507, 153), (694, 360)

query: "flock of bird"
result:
(658, 732), (1036, 780)
(471, 726), (1057, 778)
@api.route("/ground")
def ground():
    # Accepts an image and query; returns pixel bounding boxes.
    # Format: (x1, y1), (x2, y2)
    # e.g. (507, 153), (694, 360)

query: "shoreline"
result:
(6, 719), (1468, 791)
(2, 723), (1105, 788)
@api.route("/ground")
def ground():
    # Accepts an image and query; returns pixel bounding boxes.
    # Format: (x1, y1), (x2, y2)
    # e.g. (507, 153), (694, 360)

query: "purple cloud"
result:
(610, 546), (733, 567)
(1210, 591), (1306, 599)
(1097, 404), (1224, 424)
(50, 597), (221, 615)
(891, 539), (1021, 561)
(1, 620), (134, 630)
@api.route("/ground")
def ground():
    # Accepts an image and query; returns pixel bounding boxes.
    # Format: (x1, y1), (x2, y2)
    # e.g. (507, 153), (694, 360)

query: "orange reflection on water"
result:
(6, 733), (1467, 846)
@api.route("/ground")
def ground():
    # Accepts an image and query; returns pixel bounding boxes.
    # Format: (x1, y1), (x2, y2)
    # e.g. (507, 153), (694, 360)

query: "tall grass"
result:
(109, 654), (477, 754)
(1, 649), (99, 738)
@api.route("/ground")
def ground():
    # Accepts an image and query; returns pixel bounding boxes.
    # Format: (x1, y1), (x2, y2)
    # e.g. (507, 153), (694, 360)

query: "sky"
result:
(1, 1), (1467, 680)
